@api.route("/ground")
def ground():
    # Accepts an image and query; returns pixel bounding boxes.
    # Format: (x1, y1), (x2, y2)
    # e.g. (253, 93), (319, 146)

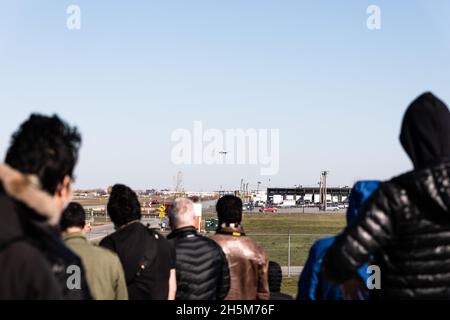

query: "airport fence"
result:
(245, 232), (333, 277)
(85, 217), (332, 278)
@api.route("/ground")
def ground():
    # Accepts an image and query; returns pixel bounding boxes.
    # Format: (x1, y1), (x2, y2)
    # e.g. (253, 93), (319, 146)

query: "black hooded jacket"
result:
(323, 92), (450, 299)
(400, 92), (450, 169)
(0, 187), (92, 300)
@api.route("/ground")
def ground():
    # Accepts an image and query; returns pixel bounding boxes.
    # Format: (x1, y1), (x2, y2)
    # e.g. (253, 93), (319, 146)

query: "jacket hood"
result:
(400, 92), (450, 169)
(346, 180), (381, 226)
(0, 163), (61, 226)
(394, 162), (450, 220)
(0, 187), (24, 246)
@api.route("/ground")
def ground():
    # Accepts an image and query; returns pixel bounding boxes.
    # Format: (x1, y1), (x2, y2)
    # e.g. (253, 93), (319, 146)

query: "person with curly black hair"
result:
(5, 114), (81, 196)
(0, 114), (92, 299)
(100, 184), (177, 300)
(106, 184), (142, 227)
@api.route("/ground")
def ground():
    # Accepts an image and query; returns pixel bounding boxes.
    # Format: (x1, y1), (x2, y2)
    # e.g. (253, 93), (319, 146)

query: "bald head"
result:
(170, 198), (196, 230)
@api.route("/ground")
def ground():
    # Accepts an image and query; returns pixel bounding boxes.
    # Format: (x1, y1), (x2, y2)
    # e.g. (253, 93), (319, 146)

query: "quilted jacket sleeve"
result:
(322, 184), (396, 283)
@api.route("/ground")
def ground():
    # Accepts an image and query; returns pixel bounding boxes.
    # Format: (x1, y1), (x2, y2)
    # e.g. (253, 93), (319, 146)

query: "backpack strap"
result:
(126, 228), (160, 287)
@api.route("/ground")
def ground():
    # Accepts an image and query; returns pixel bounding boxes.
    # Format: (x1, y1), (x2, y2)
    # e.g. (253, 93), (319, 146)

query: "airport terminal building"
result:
(267, 187), (352, 205)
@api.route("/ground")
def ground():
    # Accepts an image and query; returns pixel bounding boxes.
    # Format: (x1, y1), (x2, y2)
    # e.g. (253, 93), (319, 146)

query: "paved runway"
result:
(281, 266), (303, 277)
(86, 218), (161, 241)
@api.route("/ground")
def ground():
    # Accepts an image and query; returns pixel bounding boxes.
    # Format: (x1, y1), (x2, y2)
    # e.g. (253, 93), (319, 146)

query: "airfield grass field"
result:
(204, 212), (346, 266)
(204, 212), (347, 297)
(281, 277), (300, 297)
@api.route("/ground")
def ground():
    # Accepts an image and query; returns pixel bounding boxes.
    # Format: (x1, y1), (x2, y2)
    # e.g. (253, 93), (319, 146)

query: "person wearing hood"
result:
(322, 92), (450, 299)
(0, 114), (91, 300)
(297, 181), (380, 300)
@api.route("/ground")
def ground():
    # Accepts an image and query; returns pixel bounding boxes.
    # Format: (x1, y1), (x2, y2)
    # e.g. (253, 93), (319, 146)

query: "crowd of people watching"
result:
(0, 92), (449, 300)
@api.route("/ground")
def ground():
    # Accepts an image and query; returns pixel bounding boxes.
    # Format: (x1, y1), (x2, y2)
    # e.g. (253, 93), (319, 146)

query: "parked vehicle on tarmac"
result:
(338, 203), (348, 209)
(254, 200), (266, 208)
(259, 206), (278, 213)
(325, 203), (340, 212)
(279, 200), (296, 208)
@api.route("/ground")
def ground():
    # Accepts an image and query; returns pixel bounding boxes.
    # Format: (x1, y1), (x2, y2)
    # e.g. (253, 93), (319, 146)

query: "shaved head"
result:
(170, 198), (195, 229)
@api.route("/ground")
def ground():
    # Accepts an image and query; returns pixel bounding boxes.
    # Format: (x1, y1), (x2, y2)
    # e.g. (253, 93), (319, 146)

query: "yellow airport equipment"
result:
(159, 205), (166, 221)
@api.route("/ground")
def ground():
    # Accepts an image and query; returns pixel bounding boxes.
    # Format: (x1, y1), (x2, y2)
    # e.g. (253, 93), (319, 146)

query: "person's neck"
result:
(219, 222), (242, 228)
(64, 227), (84, 234)
(217, 222), (245, 236)
(118, 219), (140, 230)
(174, 224), (194, 230)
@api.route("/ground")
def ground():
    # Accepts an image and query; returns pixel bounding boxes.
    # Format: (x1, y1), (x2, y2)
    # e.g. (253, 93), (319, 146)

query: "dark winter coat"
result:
(0, 185), (91, 300)
(323, 93), (450, 299)
(167, 226), (230, 300)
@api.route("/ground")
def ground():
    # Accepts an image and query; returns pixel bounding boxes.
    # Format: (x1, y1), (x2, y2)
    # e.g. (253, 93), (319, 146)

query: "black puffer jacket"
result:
(323, 92), (450, 299)
(323, 164), (450, 299)
(167, 226), (230, 300)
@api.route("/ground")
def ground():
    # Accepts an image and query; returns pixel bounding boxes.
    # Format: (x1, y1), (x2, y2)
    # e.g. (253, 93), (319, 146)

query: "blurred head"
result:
(107, 184), (141, 228)
(169, 198), (195, 230)
(347, 180), (381, 226)
(189, 196), (200, 203)
(5, 114), (81, 212)
(216, 195), (243, 224)
(400, 92), (450, 169)
(268, 261), (282, 293)
(60, 202), (86, 233)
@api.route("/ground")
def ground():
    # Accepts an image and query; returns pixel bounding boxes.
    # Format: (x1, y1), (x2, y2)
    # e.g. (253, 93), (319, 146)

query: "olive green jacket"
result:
(63, 232), (128, 300)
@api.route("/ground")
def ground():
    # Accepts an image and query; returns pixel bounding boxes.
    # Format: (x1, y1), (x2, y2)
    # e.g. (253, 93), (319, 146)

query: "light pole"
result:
(321, 171), (330, 211)
(288, 229), (291, 277)
(318, 181), (321, 210)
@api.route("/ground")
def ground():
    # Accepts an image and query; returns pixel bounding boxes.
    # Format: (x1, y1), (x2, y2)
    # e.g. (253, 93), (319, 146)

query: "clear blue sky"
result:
(1, 1), (450, 191)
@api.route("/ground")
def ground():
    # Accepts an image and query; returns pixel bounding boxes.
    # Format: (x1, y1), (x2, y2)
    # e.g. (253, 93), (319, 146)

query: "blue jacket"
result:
(297, 180), (381, 300)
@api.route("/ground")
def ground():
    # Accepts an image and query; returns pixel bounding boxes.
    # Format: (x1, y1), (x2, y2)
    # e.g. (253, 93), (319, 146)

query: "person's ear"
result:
(50, 176), (73, 224)
(56, 175), (73, 200)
